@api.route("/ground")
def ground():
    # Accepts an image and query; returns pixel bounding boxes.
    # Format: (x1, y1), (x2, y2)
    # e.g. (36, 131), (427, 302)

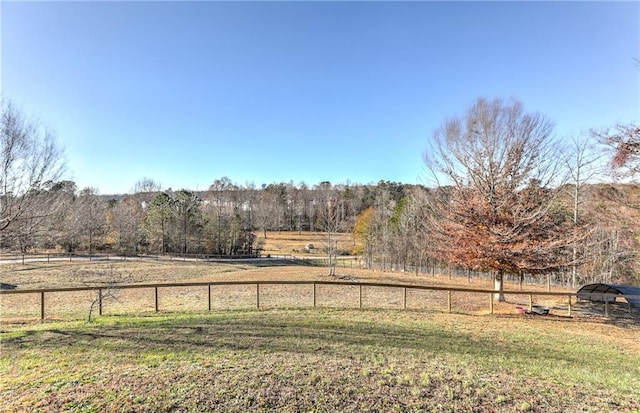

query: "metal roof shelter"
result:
(577, 283), (640, 309)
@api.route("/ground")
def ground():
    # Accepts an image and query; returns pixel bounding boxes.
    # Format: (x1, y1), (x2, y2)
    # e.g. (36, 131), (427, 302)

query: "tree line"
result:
(1, 97), (638, 290)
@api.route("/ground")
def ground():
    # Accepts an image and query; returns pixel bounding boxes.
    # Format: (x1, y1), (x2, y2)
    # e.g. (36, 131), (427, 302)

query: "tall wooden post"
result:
(155, 287), (159, 312)
(313, 283), (317, 308)
(40, 292), (45, 321)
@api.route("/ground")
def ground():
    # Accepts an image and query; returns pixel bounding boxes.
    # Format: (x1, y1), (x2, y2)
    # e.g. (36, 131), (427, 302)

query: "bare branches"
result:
(423, 98), (577, 296)
(0, 99), (65, 233)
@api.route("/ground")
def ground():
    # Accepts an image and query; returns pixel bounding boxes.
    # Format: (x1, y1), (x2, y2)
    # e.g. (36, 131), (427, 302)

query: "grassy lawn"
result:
(1, 308), (639, 412)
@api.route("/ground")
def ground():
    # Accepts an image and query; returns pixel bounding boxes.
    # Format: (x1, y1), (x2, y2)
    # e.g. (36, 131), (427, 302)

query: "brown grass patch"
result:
(256, 230), (357, 255)
(1, 258), (636, 323)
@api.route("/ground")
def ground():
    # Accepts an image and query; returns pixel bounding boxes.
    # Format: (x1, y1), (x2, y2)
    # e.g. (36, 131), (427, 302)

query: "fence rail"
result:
(0, 252), (361, 266)
(0, 252), (268, 264)
(2, 280), (638, 321)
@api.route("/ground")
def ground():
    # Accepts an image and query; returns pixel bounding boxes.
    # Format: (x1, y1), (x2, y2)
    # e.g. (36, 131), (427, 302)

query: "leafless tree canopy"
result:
(424, 97), (561, 190)
(0, 99), (65, 232)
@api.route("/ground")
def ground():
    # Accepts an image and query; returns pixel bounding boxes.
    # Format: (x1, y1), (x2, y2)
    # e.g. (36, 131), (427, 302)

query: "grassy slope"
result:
(1, 309), (639, 413)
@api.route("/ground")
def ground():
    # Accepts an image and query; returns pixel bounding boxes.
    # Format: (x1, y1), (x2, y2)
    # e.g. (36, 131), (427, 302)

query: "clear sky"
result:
(1, 1), (638, 194)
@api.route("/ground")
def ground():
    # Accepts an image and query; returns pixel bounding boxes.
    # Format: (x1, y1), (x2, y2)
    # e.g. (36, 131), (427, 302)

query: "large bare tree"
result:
(560, 134), (604, 287)
(0, 99), (65, 236)
(424, 97), (576, 300)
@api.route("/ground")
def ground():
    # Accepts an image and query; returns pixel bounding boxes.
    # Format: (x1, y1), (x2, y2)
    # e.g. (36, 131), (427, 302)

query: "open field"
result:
(1, 309), (639, 412)
(1, 259), (637, 321)
(1, 259), (639, 411)
(256, 230), (358, 256)
(0, 259), (592, 320)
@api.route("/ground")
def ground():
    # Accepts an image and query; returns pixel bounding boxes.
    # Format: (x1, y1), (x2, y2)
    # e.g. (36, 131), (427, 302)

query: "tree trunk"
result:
(519, 271), (524, 291)
(494, 269), (506, 302)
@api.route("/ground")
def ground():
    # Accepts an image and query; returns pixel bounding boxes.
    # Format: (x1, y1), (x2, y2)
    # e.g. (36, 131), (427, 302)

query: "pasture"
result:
(1, 257), (639, 412)
(257, 230), (358, 256)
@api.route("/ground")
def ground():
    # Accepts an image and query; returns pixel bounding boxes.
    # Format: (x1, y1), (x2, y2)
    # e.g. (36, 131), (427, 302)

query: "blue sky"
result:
(1, 1), (638, 194)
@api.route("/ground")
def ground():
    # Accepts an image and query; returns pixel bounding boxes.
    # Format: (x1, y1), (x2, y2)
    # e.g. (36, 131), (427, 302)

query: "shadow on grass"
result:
(1, 308), (613, 372)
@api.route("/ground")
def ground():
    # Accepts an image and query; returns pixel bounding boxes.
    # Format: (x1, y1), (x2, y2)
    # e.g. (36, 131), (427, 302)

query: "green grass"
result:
(1, 309), (639, 412)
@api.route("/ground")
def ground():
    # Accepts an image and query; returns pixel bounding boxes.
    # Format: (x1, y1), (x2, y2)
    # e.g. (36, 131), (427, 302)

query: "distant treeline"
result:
(3, 96), (638, 287)
(1, 178), (420, 257)
(2, 176), (639, 285)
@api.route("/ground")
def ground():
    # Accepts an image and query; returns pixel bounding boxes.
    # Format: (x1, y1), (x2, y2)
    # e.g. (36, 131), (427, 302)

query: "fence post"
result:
(256, 283), (260, 310)
(208, 284), (212, 312)
(489, 293), (494, 314)
(40, 291), (45, 321)
(528, 294), (533, 313)
(359, 285), (363, 309)
(22, 254), (25, 265)
(604, 299), (609, 318)
(47, 254), (50, 263)
(155, 287), (159, 312)
(402, 287), (407, 310)
(567, 295), (572, 317)
(99, 289), (103, 316)
(447, 290), (452, 313)
(313, 282), (317, 308)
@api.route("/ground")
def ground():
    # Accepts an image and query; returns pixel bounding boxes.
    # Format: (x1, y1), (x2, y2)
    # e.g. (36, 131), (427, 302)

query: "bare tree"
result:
(74, 188), (107, 257)
(560, 133), (604, 287)
(424, 97), (575, 301)
(109, 195), (145, 255)
(132, 177), (162, 194)
(0, 99), (65, 237)
(86, 265), (126, 323)
(316, 182), (341, 276)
